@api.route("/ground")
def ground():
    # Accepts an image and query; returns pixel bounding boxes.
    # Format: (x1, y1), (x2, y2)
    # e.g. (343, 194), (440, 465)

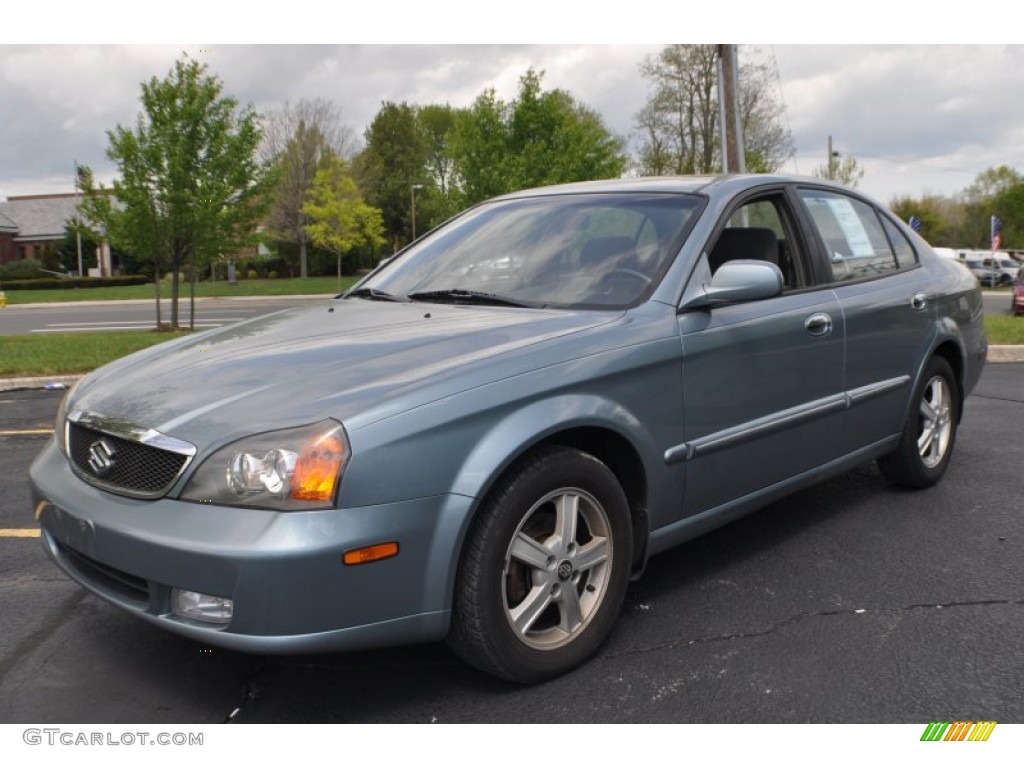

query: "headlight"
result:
(54, 379), (82, 455)
(181, 420), (350, 510)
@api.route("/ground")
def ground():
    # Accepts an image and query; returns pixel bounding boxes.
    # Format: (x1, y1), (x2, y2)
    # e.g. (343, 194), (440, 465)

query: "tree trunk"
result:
(299, 239), (308, 279)
(170, 241), (181, 329)
(189, 250), (196, 332)
(154, 264), (161, 329)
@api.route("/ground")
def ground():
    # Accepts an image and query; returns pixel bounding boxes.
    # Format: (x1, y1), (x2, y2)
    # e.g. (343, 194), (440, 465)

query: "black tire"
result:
(878, 356), (959, 488)
(448, 445), (632, 683)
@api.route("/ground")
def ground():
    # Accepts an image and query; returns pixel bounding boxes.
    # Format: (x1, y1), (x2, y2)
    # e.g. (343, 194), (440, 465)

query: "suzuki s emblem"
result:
(87, 439), (117, 477)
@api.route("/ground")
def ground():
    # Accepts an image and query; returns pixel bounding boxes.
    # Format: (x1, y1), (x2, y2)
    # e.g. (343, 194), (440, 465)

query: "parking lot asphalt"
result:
(1, 366), (1022, 723)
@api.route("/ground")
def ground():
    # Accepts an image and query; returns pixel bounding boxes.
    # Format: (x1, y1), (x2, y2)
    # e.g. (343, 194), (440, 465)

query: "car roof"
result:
(493, 174), (867, 201)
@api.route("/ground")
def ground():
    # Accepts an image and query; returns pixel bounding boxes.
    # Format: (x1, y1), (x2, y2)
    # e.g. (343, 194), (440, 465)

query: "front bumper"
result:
(30, 438), (472, 654)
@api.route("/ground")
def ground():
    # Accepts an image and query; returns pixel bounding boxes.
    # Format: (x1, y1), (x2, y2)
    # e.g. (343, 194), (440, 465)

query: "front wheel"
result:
(878, 356), (959, 488)
(448, 446), (632, 683)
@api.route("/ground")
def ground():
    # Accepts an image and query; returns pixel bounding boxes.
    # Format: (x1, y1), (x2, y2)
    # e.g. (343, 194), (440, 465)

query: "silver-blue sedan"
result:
(30, 175), (987, 683)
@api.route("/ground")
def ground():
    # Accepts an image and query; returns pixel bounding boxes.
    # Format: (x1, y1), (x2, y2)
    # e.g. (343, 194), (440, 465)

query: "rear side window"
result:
(880, 216), (918, 267)
(798, 190), (900, 281)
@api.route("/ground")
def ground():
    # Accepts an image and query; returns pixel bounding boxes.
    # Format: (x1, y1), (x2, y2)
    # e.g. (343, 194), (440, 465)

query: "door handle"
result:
(911, 293), (927, 311)
(804, 312), (833, 336)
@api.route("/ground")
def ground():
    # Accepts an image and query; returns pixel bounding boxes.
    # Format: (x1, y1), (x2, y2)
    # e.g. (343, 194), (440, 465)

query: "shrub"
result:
(0, 275), (150, 290)
(246, 269), (258, 279)
(0, 258), (45, 281)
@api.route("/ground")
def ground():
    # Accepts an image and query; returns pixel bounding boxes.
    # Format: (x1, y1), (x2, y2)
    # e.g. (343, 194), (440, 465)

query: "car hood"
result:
(70, 298), (619, 447)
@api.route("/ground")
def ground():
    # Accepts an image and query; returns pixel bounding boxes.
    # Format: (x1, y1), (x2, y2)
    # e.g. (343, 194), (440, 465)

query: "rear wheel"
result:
(448, 446), (632, 683)
(878, 357), (959, 488)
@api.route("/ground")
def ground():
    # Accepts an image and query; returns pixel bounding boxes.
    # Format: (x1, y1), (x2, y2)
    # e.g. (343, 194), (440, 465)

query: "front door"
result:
(677, 192), (846, 516)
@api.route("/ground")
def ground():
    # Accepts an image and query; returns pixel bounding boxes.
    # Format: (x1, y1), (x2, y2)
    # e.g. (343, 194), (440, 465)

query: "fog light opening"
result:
(171, 588), (234, 625)
(343, 541), (399, 566)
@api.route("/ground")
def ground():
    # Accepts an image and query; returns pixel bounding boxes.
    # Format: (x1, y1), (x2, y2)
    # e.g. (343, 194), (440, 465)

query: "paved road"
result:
(984, 291), (1016, 316)
(0, 296), (334, 335)
(1, 364), (1022, 723)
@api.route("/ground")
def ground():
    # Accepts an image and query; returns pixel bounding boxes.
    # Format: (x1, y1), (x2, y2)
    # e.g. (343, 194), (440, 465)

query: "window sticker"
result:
(824, 198), (874, 257)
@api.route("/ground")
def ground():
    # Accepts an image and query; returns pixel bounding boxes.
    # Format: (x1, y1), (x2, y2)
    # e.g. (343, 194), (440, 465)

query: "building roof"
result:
(0, 209), (18, 232)
(0, 194), (80, 241)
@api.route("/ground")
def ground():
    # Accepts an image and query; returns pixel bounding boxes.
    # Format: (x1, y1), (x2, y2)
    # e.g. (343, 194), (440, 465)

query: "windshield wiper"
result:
(343, 287), (409, 302)
(407, 289), (530, 308)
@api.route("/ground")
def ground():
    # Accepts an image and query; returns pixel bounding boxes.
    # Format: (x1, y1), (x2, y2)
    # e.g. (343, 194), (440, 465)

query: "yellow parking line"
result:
(0, 529), (41, 538)
(0, 429), (53, 436)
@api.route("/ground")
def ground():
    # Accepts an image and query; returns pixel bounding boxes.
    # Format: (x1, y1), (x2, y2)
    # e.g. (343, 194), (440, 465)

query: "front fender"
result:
(448, 393), (656, 502)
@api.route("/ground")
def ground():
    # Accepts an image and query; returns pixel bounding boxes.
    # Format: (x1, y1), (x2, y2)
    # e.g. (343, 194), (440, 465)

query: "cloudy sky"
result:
(2, 10), (1021, 207)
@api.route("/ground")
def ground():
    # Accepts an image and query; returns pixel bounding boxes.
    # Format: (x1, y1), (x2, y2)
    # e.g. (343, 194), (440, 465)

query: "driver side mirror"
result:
(680, 260), (784, 310)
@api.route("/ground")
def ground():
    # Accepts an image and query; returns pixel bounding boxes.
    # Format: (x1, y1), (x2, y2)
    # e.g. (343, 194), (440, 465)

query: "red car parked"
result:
(1014, 271), (1024, 316)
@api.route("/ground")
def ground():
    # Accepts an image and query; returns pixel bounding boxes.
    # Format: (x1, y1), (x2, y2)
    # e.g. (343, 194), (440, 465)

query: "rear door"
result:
(795, 187), (934, 455)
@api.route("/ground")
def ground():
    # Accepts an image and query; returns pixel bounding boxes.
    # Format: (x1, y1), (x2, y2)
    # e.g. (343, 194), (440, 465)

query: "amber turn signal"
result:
(343, 542), (399, 566)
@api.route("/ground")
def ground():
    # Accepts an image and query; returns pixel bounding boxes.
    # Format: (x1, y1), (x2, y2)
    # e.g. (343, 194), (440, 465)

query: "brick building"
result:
(0, 193), (112, 274)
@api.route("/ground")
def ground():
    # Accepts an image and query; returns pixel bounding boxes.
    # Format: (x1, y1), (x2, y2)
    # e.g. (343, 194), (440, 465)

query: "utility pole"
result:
(827, 135), (840, 180)
(717, 45), (745, 174)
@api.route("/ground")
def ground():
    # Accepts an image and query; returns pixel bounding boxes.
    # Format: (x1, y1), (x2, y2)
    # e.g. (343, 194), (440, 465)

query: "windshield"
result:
(360, 193), (703, 309)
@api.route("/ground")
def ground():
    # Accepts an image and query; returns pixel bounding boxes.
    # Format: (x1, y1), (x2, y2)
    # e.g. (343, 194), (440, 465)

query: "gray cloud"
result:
(2, 44), (1022, 206)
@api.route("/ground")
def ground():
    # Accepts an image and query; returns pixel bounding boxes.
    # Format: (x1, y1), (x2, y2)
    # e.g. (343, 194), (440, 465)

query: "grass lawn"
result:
(2, 276), (357, 305)
(0, 331), (191, 377)
(985, 314), (1024, 345)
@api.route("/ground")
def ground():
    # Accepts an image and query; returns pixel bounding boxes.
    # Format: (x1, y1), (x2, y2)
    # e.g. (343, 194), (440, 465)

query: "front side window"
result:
(798, 190), (901, 281)
(708, 195), (807, 290)
(363, 193), (703, 309)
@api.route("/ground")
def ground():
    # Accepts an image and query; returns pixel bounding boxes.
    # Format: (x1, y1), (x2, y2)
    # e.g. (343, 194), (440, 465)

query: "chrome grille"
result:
(66, 413), (195, 499)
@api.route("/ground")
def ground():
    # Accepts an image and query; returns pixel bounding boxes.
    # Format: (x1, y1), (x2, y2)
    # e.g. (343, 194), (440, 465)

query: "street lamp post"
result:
(411, 183), (424, 242)
(74, 160), (84, 277)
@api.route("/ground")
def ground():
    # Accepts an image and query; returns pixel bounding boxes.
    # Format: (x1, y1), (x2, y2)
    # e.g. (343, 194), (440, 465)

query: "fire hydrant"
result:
(0, 291), (6, 308)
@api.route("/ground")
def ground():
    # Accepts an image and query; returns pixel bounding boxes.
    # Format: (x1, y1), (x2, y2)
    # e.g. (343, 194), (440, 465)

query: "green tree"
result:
(508, 69), (626, 189)
(451, 89), (510, 204)
(960, 166), (1024, 249)
(889, 194), (961, 245)
(453, 69), (627, 206)
(738, 55), (795, 173)
(302, 156), (386, 289)
(634, 45), (794, 175)
(992, 178), (1024, 250)
(356, 101), (429, 251)
(262, 99), (353, 278)
(963, 165), (1021, 202)
(54, 222), (101, 274)
(418, 103), (460, 222)
(82, 55), (270, 328)
(813, 153), (865, 188)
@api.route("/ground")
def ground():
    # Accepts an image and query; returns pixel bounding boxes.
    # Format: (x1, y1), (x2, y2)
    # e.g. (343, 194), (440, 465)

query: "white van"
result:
(958, 250), (1020, 286)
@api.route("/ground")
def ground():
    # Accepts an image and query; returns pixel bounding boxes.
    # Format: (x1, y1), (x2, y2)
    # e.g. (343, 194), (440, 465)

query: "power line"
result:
(768, 46), (797, 175)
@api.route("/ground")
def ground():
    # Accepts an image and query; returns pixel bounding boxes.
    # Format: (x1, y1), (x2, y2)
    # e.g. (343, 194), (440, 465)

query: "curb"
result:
(0, 374), (82, 392)
(988, 345), (1024, 363)
(3, 348), (1022, 392)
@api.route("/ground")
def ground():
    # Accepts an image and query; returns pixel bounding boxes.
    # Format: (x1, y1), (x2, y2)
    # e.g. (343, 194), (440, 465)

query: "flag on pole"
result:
(991, 215), (1002, 250)
(908, 216), (922, 233)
